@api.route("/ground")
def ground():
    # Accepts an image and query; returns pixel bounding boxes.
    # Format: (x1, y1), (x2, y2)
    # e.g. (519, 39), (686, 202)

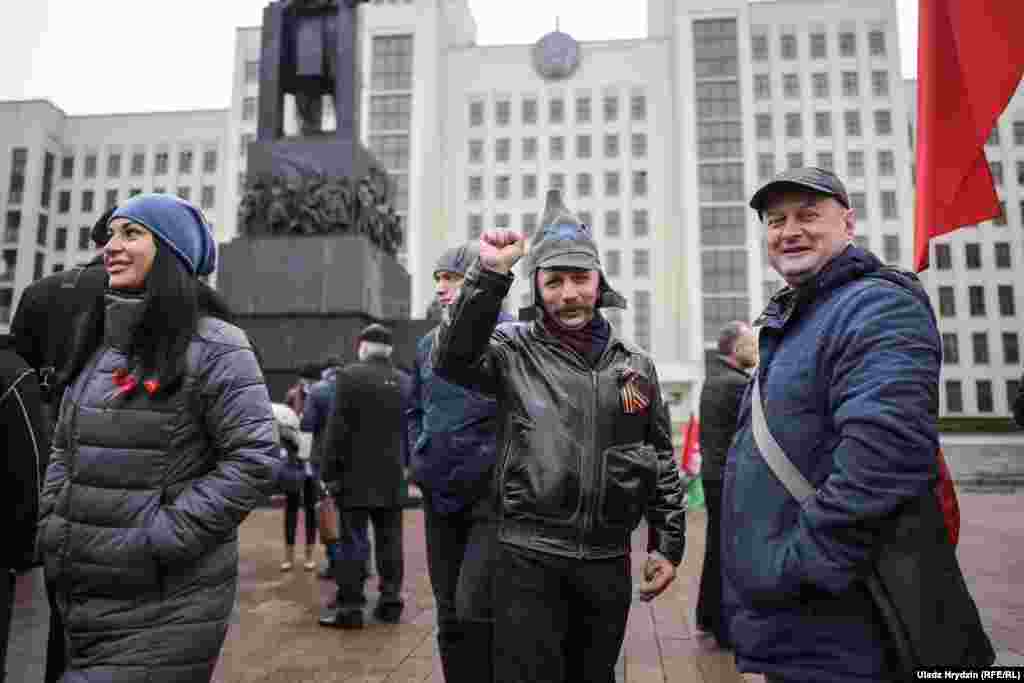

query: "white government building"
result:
(1, 0), (1021, 420)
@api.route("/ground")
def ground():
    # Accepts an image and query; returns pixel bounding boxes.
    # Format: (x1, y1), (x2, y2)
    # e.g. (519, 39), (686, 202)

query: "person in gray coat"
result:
(37, 193), (278, 683)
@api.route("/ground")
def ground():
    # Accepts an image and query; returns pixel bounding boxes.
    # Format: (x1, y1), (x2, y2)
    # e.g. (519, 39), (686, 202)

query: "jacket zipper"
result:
(577, 370), (600, 558)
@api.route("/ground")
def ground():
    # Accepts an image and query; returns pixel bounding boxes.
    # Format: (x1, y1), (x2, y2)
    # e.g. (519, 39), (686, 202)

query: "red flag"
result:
(680, 415), (701, 479)
(913, 0), (1024, 272)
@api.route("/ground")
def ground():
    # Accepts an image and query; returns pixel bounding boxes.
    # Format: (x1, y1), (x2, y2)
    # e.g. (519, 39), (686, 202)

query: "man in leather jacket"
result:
(432, 190), (685, 683)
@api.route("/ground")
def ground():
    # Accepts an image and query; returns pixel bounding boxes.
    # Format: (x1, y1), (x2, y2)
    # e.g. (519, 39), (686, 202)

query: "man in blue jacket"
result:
(407, 243), (508, 682)
(722, 168), (941, 683)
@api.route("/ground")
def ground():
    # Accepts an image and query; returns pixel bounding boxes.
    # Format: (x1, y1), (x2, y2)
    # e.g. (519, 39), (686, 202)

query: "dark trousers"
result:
(45, 580), (65, 683)
(284, 476), (318, 547)
(0, 570), (13, 683)
(423, 493), (498, 683)
(696, 478), (729, 644)
(494, 544), (632, 683)
(333, 505), (403, 610)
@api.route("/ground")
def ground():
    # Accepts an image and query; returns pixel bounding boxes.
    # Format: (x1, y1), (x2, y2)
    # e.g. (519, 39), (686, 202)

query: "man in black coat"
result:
(0, 334), (48, 683)
(695, 320), (756, 649)
(320, 323), (409, 629)
(7, 207), (112, 683)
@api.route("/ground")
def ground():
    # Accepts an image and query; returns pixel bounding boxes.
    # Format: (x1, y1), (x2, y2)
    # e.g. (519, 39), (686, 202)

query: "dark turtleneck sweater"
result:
(540, 310), (611, 368)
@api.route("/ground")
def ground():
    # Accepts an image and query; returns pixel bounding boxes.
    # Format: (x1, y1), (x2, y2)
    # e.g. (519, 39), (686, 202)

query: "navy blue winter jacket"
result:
(407, 315), (511, 515)
(721, 246), (941, 682)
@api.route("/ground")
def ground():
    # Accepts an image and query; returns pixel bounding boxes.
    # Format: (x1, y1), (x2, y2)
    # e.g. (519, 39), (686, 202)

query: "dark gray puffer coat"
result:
(38, 296), (278, 683)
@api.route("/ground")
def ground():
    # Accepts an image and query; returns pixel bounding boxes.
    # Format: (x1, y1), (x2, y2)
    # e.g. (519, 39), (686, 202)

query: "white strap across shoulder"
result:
(751, 375), (816, 505)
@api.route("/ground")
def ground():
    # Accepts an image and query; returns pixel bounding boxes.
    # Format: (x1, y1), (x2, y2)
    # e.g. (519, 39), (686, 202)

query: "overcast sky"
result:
(0, 0), (919, 116)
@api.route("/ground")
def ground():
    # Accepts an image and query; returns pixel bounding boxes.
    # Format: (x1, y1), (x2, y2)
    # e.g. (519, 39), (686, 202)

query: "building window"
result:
(522, 137), (537, 161)
(700, 206), (745, 246)
(841, 71), (859, 97)
(998, 285), (1016, 316)
(55, 226), (67, 251)
(754, 74), (771, 100)
(129, 188), (142, 198)
(698, 163), (744, 202)
(575, 96), (591, 124)
(177, 186), (191, 201)
(33, 252), (45, 281)
(369, 134), (409, 169)
(634, 290), (651, 350)
(495, 138), (510, 163)
(968, 285), (986, 316)
(698, 122), (742, 158)
(631, 133), (647, 159)
(60, 155), (74, 179)
(36, 214), (48, 247)
(872, 70), (890, 97)
(783, 73), (800, 99)
(850, 192), (868, 218)
(605, 249), (621, 277)
(755, 113), (773, 140)
(522, 174), (537, 199)
(57, 191), (71, 214)
(602, 134), (620, 160)
(702, 250), (748, 292)
(469, 101), (484, 127)
(494, 175), (511, 200)
(632, 171), (648, 197)
(2, 211), (19, 244)
(631, 94), (647, 122)
(603, 95), (619, 122)
(84, 153), (98, 179)
(130, 152), (145, 176)
(576, 135), (592, 159)
(878, 150), (895, 176)
(468, 176), (483, 201)
(242, 96), (257, 121)
(633, 249), (650, 277)
(77, 226), (90, 250)
(988, 160), (1004, 185)
(977, 380), (994, 413)
(633, 209), (650, 238)
(810, 32), (826, 58)
(785, 112), (802, 138)
(605, 172), (621, 197)
(751, 34), (769, 61)
(817, 151), (834, 171)
(576, 173), (592, 198)
(80, 190), (94, 214)
(973, 332), (990, 364)
(605, 210), (621, 237)
(370, 94), (412, 131)
(179, 150), (193, 175)
(945, 380), (963, 413)
(495, 100), (511, 126)
(549, 173), (565, 192)
(1013, 121), (1024, 145)
(1008, 380), (1021, 411)
(371, 34), (413, 90)
(869, 29), (887, 56)
(780, 34), (797, 59)
(522, 98), (538, 125)
(787, 152), (804, 169)
(874, 110), (893, 135)
(549, 98), (565, 124)
(245, 59), (259, 83)
(839, 31), (856, 57)
(965, 243), (982, 269)
(154, 186), (166, 195)
(812, 72), (830, 98)
(105, 189), (118, 209)
(989, 126), (1001, 145)
(880, 191), (899, 219)
(938, 286), (956, 316)
(152, 151), (168, 176)
(200, 186), (215, 209)
(995, 242), (1012, 268)
(758, 153), (775, 180)
(107, 153), (121, 178)
(203, 149), (218, 174)
(1004, 333), (1021, 364)
(494, 213), (510, 228)
(994, 201), (1006, 225)
(934, 243), (952, 269)
(845, 110), (862, 137)
(521, 212), (537, 238)
(549, 136), (565, 161)
(467, 213), (483, 239)
(468, 139), (483, 164)
(883, 234), (900, 262)
(942, 333), (959, 364)
(815, 111), (832, 137)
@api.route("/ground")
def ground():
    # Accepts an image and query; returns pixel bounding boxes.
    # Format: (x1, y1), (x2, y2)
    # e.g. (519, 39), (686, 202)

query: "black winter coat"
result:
(698, 357), (750, 482)
(1, 345), (48, 570)
(322, 357), (409, 508)
(38, 295), (278, 682)
(432, 263), (686, 564)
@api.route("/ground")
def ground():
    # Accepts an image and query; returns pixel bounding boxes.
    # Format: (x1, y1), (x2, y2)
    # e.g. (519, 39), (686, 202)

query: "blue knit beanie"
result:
(108, 193), (217, 276)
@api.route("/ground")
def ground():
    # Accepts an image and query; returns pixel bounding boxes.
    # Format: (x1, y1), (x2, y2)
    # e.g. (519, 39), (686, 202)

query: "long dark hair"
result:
(61, 245), (238, 396)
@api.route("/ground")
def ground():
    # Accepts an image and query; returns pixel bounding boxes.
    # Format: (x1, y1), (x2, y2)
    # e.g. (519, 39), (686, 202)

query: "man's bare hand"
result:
(636, 551), (676, 602)
(479, 229), (526, 275)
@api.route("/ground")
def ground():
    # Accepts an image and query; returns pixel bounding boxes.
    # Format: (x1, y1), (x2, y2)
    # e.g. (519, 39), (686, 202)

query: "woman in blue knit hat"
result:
(37, 193), (279, 682)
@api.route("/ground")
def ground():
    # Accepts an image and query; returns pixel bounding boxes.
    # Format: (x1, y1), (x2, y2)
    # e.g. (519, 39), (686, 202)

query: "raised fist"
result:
(479, 229), (526, 274)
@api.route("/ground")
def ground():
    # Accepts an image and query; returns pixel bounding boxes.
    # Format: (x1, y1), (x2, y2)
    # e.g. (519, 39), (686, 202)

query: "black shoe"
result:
(319, 607), (364, 629)
(373, 603), (403, 624)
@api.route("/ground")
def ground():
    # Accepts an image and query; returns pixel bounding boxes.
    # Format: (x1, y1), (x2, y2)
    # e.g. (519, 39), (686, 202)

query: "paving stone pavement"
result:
(8, 491), (1022, 681)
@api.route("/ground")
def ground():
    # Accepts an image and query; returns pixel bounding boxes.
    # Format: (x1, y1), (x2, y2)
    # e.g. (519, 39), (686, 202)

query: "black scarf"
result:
(540, 310), (611, 368)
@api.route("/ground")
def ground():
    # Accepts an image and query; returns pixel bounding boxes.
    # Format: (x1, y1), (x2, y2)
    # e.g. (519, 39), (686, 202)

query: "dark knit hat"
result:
(524, 190), (626, 309)
(358, 323), (393, 346)
(108, 193), (217, 276)
(434, 242), (479, 278)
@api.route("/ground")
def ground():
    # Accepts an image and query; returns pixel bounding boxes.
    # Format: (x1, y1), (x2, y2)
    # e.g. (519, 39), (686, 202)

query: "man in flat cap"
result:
(320, 323), (410, 628)
(720, 168), (942, 682)
(432, 190), (685, 683)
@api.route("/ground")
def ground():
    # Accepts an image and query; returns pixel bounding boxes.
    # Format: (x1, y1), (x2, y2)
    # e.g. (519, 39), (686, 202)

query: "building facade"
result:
(3, 0), (1021, 418)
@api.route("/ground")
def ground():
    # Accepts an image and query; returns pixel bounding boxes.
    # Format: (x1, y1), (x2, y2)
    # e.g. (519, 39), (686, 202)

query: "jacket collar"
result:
(715, 355), (751, 379)
(103, 290), (147, 352)
(529, 313), (629, 370)
(756, 244), (883, 330)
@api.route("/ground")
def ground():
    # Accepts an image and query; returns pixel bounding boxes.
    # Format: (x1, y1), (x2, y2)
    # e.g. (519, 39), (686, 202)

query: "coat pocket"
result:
(598, 442), (658, 530)
(501, 416), (582, 523)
